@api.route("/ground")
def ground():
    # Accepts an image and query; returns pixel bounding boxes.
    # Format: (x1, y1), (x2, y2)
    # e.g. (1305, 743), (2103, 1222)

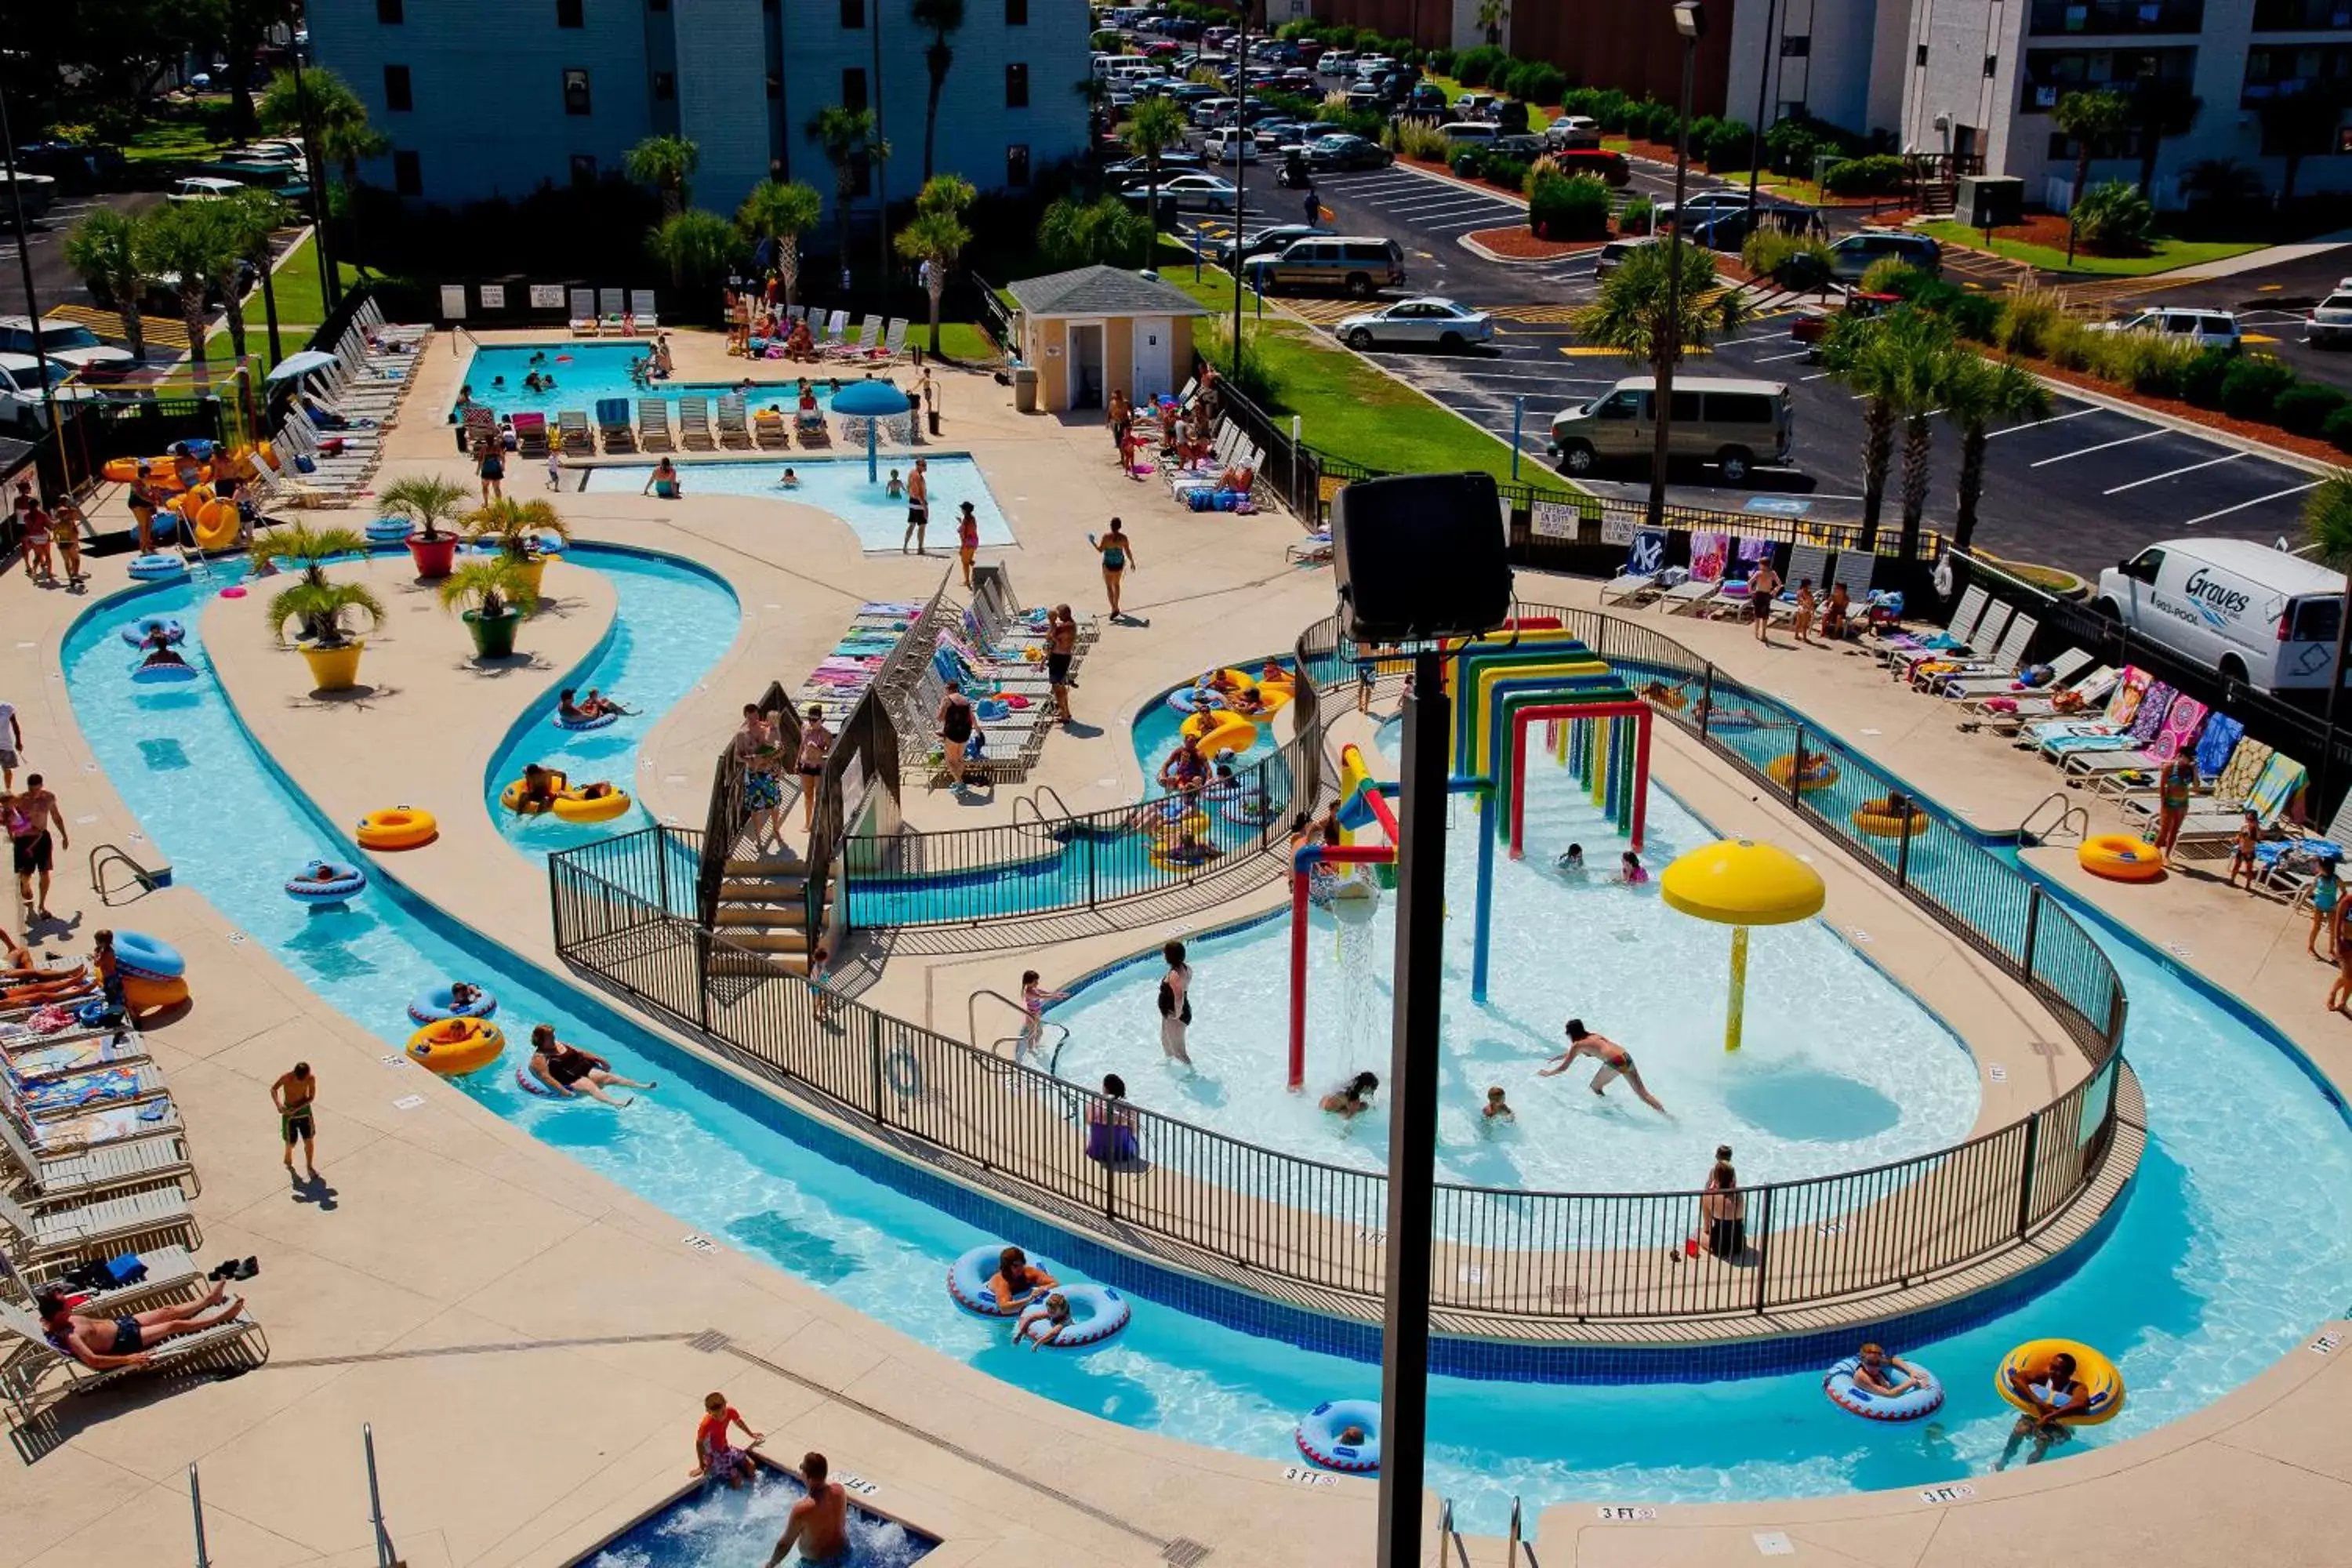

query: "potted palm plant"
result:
(249, 523), (369, 640)
(437, 556), (540, 659)
(463, 497), (571, 604)
(269, 580), (387, 691)
(378, 474), (470, 578)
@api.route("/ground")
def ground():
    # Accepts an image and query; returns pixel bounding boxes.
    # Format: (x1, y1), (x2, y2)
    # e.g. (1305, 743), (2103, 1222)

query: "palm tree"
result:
(376, 474), (470, 543)
(912, 0), (966, 184)
(136, 204), (238, 387)
(895, 176), (976, 355)
(1125, 96), (1189, 230)
(737, 180), (825, 311)
(252, 521), (371, 640)
(1571, 240), (1753, 526)
(213, 188), (289, 363)
(1889, 316), (1953, 565)
(62, 210), (148, 365)
(648, 209), (739, 293)
(2053, 89), (2129, 262)
(1937, 349), (2050, 556)
(805, 104), (890, 270)
(2182, 157), (2265, 215)
(258, 67), (387, 278)
(2127, 78), (2201, 198)
(1819, 309), (1938, 554)
(1477, 0), (1510, 46)
(464, 496), (571, 562)
(267, 580), (385, 650)
(625, 135), (702, 220)
(436, 557), (540, 623)
(2256, 88), (2350, 207)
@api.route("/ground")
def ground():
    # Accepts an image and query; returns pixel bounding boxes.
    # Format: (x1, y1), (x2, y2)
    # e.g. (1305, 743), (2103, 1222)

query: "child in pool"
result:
(1555, 843), (1585, 877)
(1338, 1424), (1369, 1446)
(1482, 1086), (1514, 1126)
(1017, 971), (1067, 1063)
(776, 468), (800, 489)
(1620, 850), (1648, 885)
(885, 468), (904, 499)
(1014, 1292), (1072, 1349)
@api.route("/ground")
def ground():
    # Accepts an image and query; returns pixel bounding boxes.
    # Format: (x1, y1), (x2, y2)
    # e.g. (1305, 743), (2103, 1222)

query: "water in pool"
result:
(1051, 733), (1980, 1196)
(579, 1465), (935, 1568)
(60, 578), (2352, 1530)
(583, 457), (1016, 554)
(455, 341), (865, 422)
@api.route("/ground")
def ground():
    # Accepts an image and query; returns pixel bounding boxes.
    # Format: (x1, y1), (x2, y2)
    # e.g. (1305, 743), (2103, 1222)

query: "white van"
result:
(1547, 376), (1793, 483)
(2096, 538), (2348, 692)
(1439, 122), (1499, 150)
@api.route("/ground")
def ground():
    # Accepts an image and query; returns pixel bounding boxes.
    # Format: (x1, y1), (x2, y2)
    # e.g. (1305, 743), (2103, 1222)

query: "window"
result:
(557, 0), (583, 25)
(1780, 35), (1810, 57)
(841, 0), (865, 26)
(564, 67), (593, 115)
(393, 150), (421, 195)
(1917, 45), (1930, 66)
(377, 0), (404, 22)
(653, 71), (676, 100)
(1006, 64), (1029, 107)
(843, 67), (867, 111)
(768, 73), (782, 100)
(384, 64), (413, 112)
(1987, 54), (2001, 76)
(571, 153), (599, 184)
(1007, 143), (1031, 187)
(650, 0), (670, 9)
(1007, 0), (1028, 20)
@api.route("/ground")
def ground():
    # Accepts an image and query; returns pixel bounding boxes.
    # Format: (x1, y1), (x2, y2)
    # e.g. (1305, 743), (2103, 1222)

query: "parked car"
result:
(0, 354), (74, 430)
(1307, 133), (1394, 172)
(1548, 376), (1793, 484)
(1345, 82), (1390, 111)
(1190, 96), (1237, 127)
(1826, 229), (1941, 281)
(1210, 223), (1331, 267)
(1789, 291), (1900, 352)
(1657, 191), (1755, 227)
(0, 317), (136, 383)
(2310, 292), (2352, 346)
(1454, 92), (1499, 120)
(2096, 538), (2347, 691)
(1486, 134), (1547, 162)
(1439, 122), (1501, 150)
(1122, 172), (1240, 212)
(1318, 49), (1356, 76)
(1334, 297), (1494, 351)
(1407, 84), (1450, 116)
(167, 175), (244, 203)
(1203, 127), (1260, 164)
(1592, 236), (1661, 279)
(1494, 100), (1530, 135)
(2089, 307), (2242, 353)
(1355, 54), (1396, 78)
(1544, 115), (1602, 149)
(1248, 235), (1407, 297)
(1548, 147), (1632, 187)
(1104, 151), (1207, 184)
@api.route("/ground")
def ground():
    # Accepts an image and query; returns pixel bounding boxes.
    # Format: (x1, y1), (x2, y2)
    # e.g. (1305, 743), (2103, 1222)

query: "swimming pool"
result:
(576, 1462), (935, 1568)
(454, 342), (865, 423)
(60, 579), (2352, 1529)
(582, 458), (1017, 555)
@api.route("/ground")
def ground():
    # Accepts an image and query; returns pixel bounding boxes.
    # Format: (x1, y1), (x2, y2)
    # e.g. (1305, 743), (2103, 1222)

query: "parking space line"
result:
(2183, 481), (2320, 526)
(1424, 216), (1515, 232)
(2029, 429), (2167, 466)
(1752, 348), (1811, 363)
(2102, 451), (2248, 495)
(1801, 372), (1833, 380)
(1987, 406), (2101, 437)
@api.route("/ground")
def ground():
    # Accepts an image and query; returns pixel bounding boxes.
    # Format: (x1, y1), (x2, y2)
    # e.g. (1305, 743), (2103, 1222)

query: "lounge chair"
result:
(630, 289), (659, 330)
(0, 1291), (266, 1429)
(568, 289), (597, 336)
(2020, 667), (2152, 748)
(595, 397), (637, 454)
(1660, 530), (1730, 614)
(1284, 531), (1334, 566)
(556, 408), (593, 456)
(2123, 724), (2265, 829)
(1919, 613), (2042, 695)
(0, 1102), (196, 1203)
(877, 318), (909, 361)
(5, 1058), (173, 1121)
(1944, 644), (2090, 703)
(716, 394), (753, 450)
(1765, 543), (1830, 623)
(816, 310), (849, 353)
(637, 398), (677, 453)
(2060, 696), (2208, 783)
(2037, 680), (2175, 760)
(1871, 584), (1988, 666)
(511, 412), (550, 459)
(829, 317), (883, 361)
(1963, 663), (2116, 730)
(1703, 538), (1776, 619)
(1598, 528), (1671, 607)
(1900, 603), (2014, 685)
(0, 1185), (199, 1272)
(797, 408), (833, 448)
(677, 396), (717, 452)
(598, 288), (628, 335)
(3, 1029), (149, 1087)
(753, 405), (792, 449)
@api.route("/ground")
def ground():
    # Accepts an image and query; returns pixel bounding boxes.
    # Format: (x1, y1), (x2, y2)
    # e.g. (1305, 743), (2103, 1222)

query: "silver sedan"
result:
(1333, 297), (1494, 352)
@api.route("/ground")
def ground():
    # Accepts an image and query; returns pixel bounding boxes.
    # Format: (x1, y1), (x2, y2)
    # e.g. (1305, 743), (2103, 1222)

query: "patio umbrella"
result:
(265, 350), (341, 383)
(831, 377), (916, 482)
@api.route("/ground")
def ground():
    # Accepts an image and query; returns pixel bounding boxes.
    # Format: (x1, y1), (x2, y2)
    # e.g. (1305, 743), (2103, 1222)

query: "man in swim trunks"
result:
(764, 1450), (853, 1567)
(989, 1245), (1058, 1310)
(1539, 1018), (1667, 1114)
(12, 771), (66, 919)
(902, 456), (929, 554)
(272, 1061), (318, 1180)
(35, 1278), (245, 1370)
(1046, 605), (1078, 724)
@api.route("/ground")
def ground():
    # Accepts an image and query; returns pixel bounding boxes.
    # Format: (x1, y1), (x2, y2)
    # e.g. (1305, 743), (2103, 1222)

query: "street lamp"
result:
(0, 83), (60, 446)
(1649, 0), (1704, 532)
(1229, 0), (1251, 377)
(1743, 0), (1780, 220)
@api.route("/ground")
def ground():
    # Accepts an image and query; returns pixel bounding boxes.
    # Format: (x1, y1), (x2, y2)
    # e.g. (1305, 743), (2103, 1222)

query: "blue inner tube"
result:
(128, 659), (199, 684)
(514, 1065), (555, 1097)
(1295, 1399), (1381, 1473)
(285, 860), (367, 903)
(1166, 685), (1222, 716)
(365, 517), (413, 542)
(127, 553), (187, 579)
(1026, 1282), (1130, 1349)
(1219, 796), (1280, 826)
(554, 710), (619, 731)
(945, 1243), (1058, 1318)
(121, 615), (186, 648)
(408, 983), (499, 1025)
(1823, 1356), (1946, 1422)
(74, 1000), (114, 1026)
(114, 931), (184, 980)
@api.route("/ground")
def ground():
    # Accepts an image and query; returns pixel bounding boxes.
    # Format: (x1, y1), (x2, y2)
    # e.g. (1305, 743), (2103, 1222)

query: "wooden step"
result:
(719, 875), (808, 901)
(724, 856), (807, 876)
(708, 949), (808, 978)
(725, 928), (810, 954)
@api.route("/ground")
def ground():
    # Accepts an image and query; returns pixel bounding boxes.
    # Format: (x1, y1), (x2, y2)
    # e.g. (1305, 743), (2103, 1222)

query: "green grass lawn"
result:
(930, 321), (999, 361)
(1417, 74), (1552, 133)
(116, 101), (240, 164)
(1917, 222), (2265, 278)
(200, 235), (365, 373)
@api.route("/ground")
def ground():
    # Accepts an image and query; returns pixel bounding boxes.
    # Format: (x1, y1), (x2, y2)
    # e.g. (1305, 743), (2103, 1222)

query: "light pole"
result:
(1649, 0), (1704, 532)
(1229, 1), (1250, 376)
(1742, 0), (1780, 220)
(873, 0), (889, 326)
(286, 45), (341, 314)
(0, 82), (60, 447)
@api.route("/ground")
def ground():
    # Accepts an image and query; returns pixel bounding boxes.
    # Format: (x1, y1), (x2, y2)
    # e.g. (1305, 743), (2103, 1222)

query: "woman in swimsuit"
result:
(35, 1279), (245, 1370)
(1539, 1018), (1668, 1114)
(796, 704), (833, 831)
(525, 1023), (655, 1105)
(937, 681), (977, 793)
(1092, 519), (1136, 619)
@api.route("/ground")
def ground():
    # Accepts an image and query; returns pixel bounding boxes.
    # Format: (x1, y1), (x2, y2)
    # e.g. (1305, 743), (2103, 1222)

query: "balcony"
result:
(2028, 0), (2204, 33)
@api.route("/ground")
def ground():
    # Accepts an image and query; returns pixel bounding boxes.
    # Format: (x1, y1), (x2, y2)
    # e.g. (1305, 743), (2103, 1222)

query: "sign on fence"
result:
(1601, 508), (1639, 546)
(1531, 500), (1583, 542)
(530, 284), (567, 309)
(478, 284), (506, 310)
(437, 284), (467, 320)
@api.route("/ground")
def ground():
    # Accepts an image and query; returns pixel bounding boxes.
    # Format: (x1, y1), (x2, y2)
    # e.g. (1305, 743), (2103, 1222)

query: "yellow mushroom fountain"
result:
(1659, 839), (1826, 1051)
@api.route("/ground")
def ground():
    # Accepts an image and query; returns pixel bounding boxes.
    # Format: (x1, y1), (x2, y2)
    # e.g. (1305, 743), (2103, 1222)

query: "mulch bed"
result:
(1468, 228), (1595, 260)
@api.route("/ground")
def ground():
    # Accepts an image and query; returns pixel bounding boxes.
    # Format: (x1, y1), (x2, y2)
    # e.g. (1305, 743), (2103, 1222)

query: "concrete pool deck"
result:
(2, 325), (2348, 1564)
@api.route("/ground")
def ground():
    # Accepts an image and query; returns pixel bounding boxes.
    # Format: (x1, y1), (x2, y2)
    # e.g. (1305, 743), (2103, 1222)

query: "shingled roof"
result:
(1005, 264), (1211, 319)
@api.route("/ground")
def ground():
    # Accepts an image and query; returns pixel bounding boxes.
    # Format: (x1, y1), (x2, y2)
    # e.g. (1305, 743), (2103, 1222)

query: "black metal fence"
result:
(546, 608), (2129, 1323)
(693, 681), (802, 927)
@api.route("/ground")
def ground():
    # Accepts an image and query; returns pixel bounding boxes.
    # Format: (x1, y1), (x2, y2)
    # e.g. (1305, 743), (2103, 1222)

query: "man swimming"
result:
(1538, 1018), (1667, 1114)
(762, 1450), (851, 1566)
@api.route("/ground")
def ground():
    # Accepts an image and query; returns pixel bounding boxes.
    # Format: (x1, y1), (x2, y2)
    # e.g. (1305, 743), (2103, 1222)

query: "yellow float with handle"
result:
(499, 773), (632, 823)
(1766, 752), (1840, 794)
(192, 499), (241, 552)
(1994, 1339), (2125, 1425)
(1852, 798), (1929, 839)
(1181, 710), (1259, 758)
(405, 1016), (505, 1076)
(2078, 835), (2163, 882)
(356, 807), (439, 850)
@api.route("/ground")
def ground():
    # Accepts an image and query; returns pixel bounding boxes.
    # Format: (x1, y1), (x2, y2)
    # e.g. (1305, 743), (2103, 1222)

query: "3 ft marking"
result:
(1918, 1483), (1976, 1504)
(1595, 1506), (1657, 1522)
(1281, 1466), (1337, 1487)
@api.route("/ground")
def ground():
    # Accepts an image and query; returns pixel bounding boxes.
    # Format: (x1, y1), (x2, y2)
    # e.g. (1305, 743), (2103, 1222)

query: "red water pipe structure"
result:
(1507, 701), (1653, 859)
(1287, 843), (1396, 1091)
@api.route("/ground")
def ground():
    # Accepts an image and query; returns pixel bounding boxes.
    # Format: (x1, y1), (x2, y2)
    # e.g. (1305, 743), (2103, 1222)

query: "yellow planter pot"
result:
(300, 641), (366, 691)
(517, 554), (550, 604)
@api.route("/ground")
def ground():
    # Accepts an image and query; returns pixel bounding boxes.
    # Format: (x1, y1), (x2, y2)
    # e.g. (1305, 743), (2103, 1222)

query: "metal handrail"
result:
(967, 987), (1070, 1073)
(2019, 789), (2091, 847)
(88, 842), (166, 905)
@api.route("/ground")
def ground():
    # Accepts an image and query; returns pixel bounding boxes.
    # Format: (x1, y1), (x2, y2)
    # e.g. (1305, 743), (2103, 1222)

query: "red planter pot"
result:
(406, 532), (459, 577)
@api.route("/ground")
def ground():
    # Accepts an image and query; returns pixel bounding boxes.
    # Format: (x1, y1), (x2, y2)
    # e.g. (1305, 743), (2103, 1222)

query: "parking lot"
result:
(1250, 160), (2327, 573)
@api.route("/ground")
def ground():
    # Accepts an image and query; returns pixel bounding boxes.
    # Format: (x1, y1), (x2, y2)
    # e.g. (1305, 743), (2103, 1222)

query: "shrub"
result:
(1456, 45), (1508, 87)
(2324, 403), (2352, 454)
(1091, 30), (1123, 50)
(1823, 154), (1907, 195)
(1036, 196), (1152, 270)
(1450, 149), (1486, 180)
(1425, 47), (1456, 78)
(1590, 89), (1632, 133)
(2178, 347), (2233, 408)
(1505, 61), (1569, 107)
(1561, 88), (1602, 119)
(1637, 102), (1680, 143)
(1529, 168), (1611, 241)
(2219, 356), (2299, 421)
(2042, 318), (2098, 374)
(1319, 104), (1385, 139)
(1762, 115), (1824, 176)
(1941, 290), (2002, 343)
(2071, 179), (2157, 255)
(1702, 119), (1755, 172)
(1992, 289), (2063, 359)
(1859, 258), (1930, 296)
(2098, 331), (2198, 397)
(1619, 194), (1656, 234)
(2276, 382), (2349, 436)
(1390, 121), (1454, 162)
(1480, 154), (1532, 191)
(1198, 321), (1277, 408)
(1743, 227), (1831, 288)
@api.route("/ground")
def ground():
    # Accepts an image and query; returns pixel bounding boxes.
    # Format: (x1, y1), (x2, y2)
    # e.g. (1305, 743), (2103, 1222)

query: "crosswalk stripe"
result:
(47, 303), (191, 351)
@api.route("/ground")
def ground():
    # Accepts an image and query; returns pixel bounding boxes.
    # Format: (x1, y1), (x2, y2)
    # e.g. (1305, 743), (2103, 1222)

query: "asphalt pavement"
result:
(0, 192), (158, 319)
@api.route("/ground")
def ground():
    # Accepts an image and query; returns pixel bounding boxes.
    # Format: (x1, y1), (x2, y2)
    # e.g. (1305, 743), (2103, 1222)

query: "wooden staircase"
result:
(707, 851), (827, 977)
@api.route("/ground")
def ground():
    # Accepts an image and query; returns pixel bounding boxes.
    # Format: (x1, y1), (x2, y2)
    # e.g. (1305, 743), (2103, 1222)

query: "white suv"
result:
(2310, 293), (2352, 346)
(2090, 307), (2241, 353)
(0, 317), (136, 383)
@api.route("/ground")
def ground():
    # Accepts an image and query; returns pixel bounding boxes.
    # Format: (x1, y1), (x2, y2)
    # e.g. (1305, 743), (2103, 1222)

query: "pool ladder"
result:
(1011, 782), (1079, 839)
(967, 987), (1069, 1077)
(2019, 789), (2091, 847)
(88, 841), (170, 905)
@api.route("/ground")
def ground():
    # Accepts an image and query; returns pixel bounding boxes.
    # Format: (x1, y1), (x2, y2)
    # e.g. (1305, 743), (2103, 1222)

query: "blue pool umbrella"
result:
(830, 377), (916, 482)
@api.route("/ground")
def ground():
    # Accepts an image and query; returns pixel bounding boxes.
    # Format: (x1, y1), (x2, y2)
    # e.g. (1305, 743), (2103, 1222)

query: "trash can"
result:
(1013, 365), (1040, 415)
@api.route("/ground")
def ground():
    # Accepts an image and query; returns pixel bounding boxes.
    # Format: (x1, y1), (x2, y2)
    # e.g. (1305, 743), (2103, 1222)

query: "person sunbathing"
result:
(34, 1280), (246, 1370)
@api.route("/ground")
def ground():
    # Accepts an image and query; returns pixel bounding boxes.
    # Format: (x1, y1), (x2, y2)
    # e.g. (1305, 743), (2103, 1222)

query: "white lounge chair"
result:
(0, 1185), (199, 1272)
(630, 289), (659, 330)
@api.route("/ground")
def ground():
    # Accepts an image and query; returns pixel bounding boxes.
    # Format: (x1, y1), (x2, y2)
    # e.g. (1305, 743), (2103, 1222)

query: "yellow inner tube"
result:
(357, 808), (439, 850)
(405, 1017), (506, 1076)
(193, 499), (241, 552)
(1994, 1338), (2125, 1425)
(501, 775), (630, 822)
(1852, 801), (1929, 839)
(1183, 711), (1260, 757)
(1766, 753), (1840, 793)
(2078, 835), (2162, 882)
